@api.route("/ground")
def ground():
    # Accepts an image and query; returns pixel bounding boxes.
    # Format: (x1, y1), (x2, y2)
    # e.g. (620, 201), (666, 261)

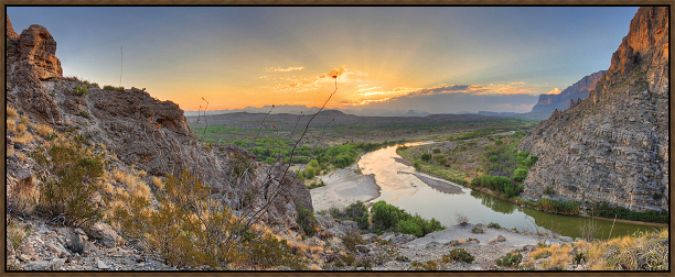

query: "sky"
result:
(7, 6), (638, 114)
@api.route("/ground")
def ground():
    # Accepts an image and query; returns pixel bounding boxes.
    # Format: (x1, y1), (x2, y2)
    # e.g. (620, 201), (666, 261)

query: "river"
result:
(357, 142), (663, 239)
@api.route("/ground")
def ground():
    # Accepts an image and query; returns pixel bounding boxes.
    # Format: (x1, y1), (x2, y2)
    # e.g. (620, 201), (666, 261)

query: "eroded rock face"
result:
(7, 21), (63, 80)
(6, 18), (62, 124)
(520, 7), (669, 212)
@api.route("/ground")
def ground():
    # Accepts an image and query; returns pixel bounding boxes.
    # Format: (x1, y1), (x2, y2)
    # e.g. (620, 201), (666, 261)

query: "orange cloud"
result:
(546, 87), (561, 94)
(265, 66), (305, 73)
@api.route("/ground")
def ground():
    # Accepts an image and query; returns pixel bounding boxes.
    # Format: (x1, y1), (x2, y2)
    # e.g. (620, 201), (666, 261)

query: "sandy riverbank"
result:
(310, 164), (381, 212)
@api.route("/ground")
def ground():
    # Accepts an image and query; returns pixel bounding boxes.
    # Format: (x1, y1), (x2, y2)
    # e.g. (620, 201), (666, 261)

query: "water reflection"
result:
(470, 190), (516, 214)
(358, 143), (664, 240)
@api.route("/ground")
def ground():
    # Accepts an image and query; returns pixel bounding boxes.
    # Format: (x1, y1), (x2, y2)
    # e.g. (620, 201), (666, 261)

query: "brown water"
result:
(357, 143), (663, 239)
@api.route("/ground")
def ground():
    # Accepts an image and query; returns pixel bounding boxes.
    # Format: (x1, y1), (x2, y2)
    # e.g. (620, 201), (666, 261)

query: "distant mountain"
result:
(523, 70), (606, 119)
(184, 105), (319, 117)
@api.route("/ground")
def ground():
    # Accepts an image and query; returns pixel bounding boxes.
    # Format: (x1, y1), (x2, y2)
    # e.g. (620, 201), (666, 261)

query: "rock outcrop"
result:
(525, 70), (606, 120)
(520, 7), (669, 212)
(5, 17), (312, 230)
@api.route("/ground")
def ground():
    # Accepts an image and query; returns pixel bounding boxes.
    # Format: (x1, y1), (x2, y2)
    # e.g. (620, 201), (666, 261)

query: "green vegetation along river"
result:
(357, 142), (664, 240)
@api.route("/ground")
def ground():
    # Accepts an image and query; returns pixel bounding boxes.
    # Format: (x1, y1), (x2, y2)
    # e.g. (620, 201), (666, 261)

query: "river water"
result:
(357, 142), (663, 239)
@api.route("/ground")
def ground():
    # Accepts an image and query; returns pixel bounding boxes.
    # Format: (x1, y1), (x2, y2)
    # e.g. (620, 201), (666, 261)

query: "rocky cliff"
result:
(5, 19), (312, 229)
(520, 7), (669, 212)
(526, 70), (606, 120)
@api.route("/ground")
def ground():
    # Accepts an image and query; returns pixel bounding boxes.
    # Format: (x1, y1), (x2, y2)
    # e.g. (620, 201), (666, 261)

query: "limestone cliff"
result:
(520, 7), (669, 212)
(526, 70), (606, 120)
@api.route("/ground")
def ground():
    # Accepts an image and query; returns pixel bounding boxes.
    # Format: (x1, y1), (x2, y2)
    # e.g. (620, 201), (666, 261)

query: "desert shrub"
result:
(447, 248), (475, 263)
(544, 186), (555, 195)
(496, 251), (522, 267)
(244, 233), (306, 270)
(371, 201), (442, 237)
(33, 137), (105, 227)
(229, 151), (255, 179)
(396, 219), (424, 237)
(512, 166), (528, 182)
(471, 225), (484, 234)
(342, 230), (365, 252)
(371, 201), (409, 232)
(8, 176), (40, 216)
(306, 180), (325, 189)
(471, 175), (523, 197)
(536, 198), (580, 215)
(303, 166), (316, 179)
(593, 202), (667, 223)
(73, 84), (89, 96)
(103, 85), (125, 92)
(109, 169), (306, 269)
(421, 153), (432, 162)
(7, 221), (31, 251)
(339, 201), (369, 230)
(411, 260), (439, 270)
(296, 206), (318, 236)
(487, 222), (502, 229)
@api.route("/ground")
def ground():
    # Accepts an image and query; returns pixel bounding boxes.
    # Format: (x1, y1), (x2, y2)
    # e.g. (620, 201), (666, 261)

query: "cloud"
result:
(546, 87), (561, 94)
(353, 91), (539, 113)
(265, 66), (305, 73)
(424, 82), (542, 96)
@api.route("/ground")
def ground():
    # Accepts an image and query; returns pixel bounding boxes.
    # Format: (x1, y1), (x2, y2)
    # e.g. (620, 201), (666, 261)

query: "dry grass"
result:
(8, 177), (40, 215)
(16, 122), (27, 133)
(34, 123), (53, 137)
(13, 132), (34, 145)
(7, 221), (30, 251)
(112, 169), (152, 201)
(7, 119), (16, 133)
(7, 105), (18, 118)
(526, 230), (668, 271)
(150, 176), (164, 190)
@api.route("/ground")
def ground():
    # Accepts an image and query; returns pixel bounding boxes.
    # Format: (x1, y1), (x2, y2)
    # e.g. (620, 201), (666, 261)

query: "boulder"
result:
(86, 222), (123, 248)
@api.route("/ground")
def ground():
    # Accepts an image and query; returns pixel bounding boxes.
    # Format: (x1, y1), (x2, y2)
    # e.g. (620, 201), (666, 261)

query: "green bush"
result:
(496, 251), (522, 267)
(330, 201), (369, 230)
(593, 202), (667, 223)
(371, 201), (443, 237)
(343, 201), (369, 230)
(421, 153), (432, 162)
(487, 222), (502, 229)
(536, 198), (580, 215)
(447, 248), (474, 263)
(544, 186), (555, 195)
(296, 207), (317, 236)
(303, 166), (316, 179)
(471, 175), (523, 197)
(396, 219), (424, 237)
(103, 85), (125, 92)
(33, 137), (105, 227)
(512, 166), (528, 182)
(73, 85), (89, 96)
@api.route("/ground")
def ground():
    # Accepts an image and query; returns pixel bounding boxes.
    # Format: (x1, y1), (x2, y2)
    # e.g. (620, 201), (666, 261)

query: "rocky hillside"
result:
(520, 7), (669, 212)
(525, 70), (606, 120)
(6, 18), (316, 270)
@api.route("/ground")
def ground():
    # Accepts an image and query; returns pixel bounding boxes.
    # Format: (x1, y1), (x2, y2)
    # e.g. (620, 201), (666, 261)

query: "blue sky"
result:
(7, 6), (638, 113)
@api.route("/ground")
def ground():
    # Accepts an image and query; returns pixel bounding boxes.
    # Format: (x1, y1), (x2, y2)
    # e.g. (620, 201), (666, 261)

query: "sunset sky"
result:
(8, 7), (637, 113)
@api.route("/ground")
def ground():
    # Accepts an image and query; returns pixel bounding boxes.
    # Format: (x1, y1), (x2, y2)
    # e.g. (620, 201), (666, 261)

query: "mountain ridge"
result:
(519, 7), (669, 212)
